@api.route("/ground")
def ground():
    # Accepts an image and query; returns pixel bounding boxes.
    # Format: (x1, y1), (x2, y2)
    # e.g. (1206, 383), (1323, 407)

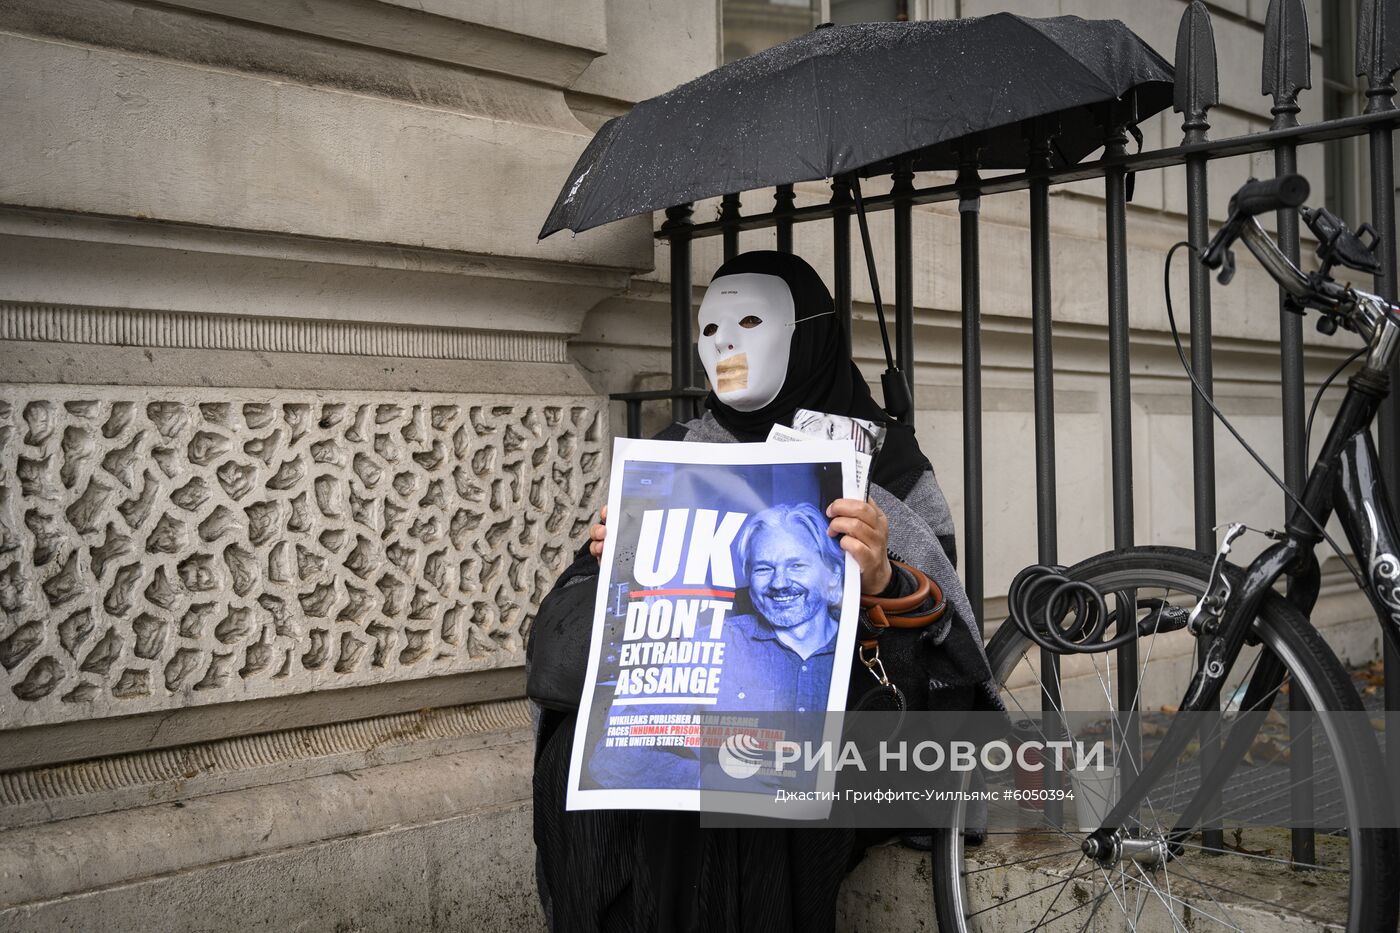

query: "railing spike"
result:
(1358, 0), (1400, 111)
(1263, 0), (1311, 126)
(1175, 1), (1219, 144)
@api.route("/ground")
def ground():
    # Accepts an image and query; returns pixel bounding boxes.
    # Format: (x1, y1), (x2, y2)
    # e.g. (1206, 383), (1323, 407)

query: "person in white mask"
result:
(531, 250), (992, 933)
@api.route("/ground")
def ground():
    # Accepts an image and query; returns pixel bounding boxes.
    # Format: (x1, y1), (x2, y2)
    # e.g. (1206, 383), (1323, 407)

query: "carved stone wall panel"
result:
(0, 386), (605, 728)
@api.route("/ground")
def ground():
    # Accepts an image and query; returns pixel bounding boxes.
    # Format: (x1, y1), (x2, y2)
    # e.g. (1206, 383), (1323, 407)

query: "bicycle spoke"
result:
(1160, 850), (1182, 931)
(1124, 859), (1148, 930)
(1128, 592), (1167, 729)
(1077, 857), (1246, 933)
(1000, 679), (1099, 847)
(1020, 886), (1114, 933)
(962, 846), (1084, 874)
(1014, 585), (1186, 804)
(1073, 881), (1110, 933)
(1093, 863), (1134, 919)
(964, 857), (1093, 919)
(1122, 862), (1245, 933)
(1167, 836), (1346, 872)
(1130, 866), (1163, 933)
(1159, 850), (1252, 933)
(1002, 647), (1175, 854)
(1014, 804), (1093, 849)
(1162, 854), (1338, 926)
(1170, 707), (1326, 834)
(1187, 689), (1338, 823)
(1191, 766), (1339, 827)
(1231, 651), (1269, 713)
(1028, 853), (1089, 932)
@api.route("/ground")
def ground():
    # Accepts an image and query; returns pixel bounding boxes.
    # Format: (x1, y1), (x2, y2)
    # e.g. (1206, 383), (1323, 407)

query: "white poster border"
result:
(565, 437), (861, 817)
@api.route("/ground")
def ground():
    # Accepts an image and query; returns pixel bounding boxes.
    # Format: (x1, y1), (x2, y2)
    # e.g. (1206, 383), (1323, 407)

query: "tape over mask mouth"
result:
(715, 353), (750, 393)
(697, 273), (797, 412)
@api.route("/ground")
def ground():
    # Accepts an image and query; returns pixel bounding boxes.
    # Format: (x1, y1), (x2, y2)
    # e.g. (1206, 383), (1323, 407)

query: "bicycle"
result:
(929, 175), (1400, 932)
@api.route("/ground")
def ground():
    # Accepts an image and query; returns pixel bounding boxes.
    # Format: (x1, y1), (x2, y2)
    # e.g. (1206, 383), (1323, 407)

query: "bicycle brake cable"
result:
(1305, 345), (1366, 455)
(1163, 240), (1367, 591)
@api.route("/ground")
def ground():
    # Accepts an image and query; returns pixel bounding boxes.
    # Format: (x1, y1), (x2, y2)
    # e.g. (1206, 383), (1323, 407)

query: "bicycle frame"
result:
(1084, 218), (1400, 855)
(1195, 366), (1400, 714)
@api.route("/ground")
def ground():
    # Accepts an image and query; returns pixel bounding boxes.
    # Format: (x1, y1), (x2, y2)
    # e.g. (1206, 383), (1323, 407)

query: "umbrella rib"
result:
(1009, 15), (1130, 103)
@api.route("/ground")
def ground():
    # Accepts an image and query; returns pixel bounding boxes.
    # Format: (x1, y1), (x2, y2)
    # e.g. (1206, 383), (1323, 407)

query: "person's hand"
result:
(588, 505), (608, 561)
(825, 498), (892, 595)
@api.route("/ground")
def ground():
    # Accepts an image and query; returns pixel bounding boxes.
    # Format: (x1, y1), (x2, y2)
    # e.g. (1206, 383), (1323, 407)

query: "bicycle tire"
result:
(930, 545), (1399, 933)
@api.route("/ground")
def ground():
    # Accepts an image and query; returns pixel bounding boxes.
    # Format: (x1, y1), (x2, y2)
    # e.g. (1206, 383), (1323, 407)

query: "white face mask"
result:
(697, 273), (795, 411)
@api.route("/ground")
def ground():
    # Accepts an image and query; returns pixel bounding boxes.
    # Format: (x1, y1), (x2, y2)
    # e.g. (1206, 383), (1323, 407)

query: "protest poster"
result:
(566, 438), (861, 818)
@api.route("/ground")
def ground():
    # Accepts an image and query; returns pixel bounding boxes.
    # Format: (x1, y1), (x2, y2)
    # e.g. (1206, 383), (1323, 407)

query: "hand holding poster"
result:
(566, 438), (860, 818)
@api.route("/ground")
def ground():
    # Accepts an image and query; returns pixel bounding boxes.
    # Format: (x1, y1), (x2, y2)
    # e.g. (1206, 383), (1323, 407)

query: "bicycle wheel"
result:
(930, 545), (1398, 933)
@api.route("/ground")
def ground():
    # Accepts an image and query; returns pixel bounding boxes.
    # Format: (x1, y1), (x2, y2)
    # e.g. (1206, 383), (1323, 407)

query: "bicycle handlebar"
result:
(1229, 174), (1310, 218)
(1206, 176), (1396, 352)
(1233, 219), (1316, 301)
(1201, 174), (1309, 270)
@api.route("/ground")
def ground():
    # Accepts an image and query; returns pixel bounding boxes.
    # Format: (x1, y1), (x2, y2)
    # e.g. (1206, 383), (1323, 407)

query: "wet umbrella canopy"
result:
(540, 14), (1173, 239)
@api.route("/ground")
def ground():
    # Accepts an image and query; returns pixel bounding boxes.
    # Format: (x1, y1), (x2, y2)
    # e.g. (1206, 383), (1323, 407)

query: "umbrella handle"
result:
(881, 369), (912, 421)
(848, 174), (910, 420)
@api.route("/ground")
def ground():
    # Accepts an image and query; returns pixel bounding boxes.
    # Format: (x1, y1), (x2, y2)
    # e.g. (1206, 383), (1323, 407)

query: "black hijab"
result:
(702, 250), (931, 493)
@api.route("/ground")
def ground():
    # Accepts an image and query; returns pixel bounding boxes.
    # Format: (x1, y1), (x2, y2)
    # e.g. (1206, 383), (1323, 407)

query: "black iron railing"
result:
(622, 0), (1400, 863)
(609, 387), (707, 438)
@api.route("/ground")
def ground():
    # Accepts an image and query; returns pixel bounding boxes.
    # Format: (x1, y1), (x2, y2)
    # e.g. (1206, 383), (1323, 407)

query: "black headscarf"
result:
(702, 250), (931, 493)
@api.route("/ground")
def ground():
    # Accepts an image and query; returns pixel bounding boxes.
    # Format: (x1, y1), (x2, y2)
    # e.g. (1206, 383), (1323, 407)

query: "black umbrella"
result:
(541, 14), (1173, 418)
(539, 14), (1172, 239)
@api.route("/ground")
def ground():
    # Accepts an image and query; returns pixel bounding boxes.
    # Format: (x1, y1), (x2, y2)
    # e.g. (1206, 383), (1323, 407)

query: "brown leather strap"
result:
(860, 561), (932, 613)
(865, 602), (943, 630)
(857, 561), (946, 649)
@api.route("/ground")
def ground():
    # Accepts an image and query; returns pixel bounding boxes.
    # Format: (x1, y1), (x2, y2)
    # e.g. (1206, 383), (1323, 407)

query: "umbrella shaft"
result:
(849, 175), (896, 371)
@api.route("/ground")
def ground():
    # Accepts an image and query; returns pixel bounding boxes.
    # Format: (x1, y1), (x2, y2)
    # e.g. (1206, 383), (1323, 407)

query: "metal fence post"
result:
(1176, 0), (1224, 852)
(1102, 98), (1142, 806)
(1264, 0), (1316, 869)
(775, 183), (796, 253)
(893, 161), (916, 425)
(957, 142), (985, 634)
(663, 203), (696, 424)
(1179, 2), (1220, 571)
(1028, 121), (1064, 825)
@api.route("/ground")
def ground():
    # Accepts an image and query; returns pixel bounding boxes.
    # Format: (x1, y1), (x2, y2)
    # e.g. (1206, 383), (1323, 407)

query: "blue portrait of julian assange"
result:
(719, 503), (845, 716)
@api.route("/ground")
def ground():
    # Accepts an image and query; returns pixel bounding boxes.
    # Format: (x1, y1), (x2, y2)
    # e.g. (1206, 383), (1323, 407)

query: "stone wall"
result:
(0, 0), (717, 928)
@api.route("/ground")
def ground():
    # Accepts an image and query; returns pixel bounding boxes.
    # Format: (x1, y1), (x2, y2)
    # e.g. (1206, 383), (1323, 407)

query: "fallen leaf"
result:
(1226, 827), (1274, 858)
